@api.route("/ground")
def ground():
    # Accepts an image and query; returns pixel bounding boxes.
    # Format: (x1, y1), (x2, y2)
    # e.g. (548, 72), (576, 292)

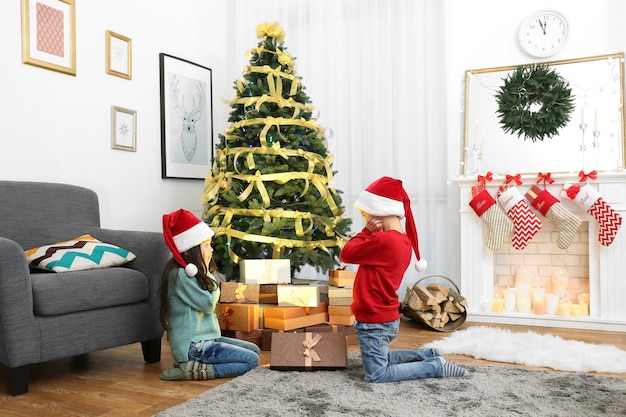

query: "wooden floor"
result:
(0, 319), (624, 417)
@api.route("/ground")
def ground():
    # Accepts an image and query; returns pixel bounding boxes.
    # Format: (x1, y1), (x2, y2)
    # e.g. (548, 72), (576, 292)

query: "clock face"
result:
(519, 11), (569, 58)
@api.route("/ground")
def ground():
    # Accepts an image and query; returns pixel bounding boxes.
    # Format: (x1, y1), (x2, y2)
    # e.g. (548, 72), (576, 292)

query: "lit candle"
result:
(504, 288), (517, 312)
(551, 269), (569, 299)
(570, 303), (583, 317)
(517, 297), (531, 314)
(533, 298), (546, 315)
(557, 300), (572, 317)
(492, 296), (505, 313)
(546, 294), (559, 315)
(577, 293), (590, 315)
(532, 287), (546, 301)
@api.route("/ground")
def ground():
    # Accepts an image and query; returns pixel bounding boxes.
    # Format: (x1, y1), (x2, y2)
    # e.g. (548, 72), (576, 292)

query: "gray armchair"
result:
(0, 181), (169, 395)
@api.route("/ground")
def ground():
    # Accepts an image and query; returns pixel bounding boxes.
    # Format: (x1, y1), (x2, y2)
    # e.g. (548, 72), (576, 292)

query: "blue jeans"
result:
(188, 337), (260, 378)
(355, 319), (443, 382)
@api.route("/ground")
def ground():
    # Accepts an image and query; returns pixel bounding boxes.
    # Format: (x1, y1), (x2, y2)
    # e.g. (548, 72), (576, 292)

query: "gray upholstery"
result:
(0, 181), (170, 395)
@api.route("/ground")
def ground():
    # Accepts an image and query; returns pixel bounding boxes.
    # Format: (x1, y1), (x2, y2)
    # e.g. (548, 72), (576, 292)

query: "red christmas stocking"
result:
(563, 183), (623, 246)
(497, 186), (542, 250)
(526, 186), (582, 250)
(470, 188), (514, 250)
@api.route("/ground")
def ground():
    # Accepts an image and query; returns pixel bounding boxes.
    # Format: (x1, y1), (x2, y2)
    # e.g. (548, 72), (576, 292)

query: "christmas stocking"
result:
(526, 185), (581, 250)
(563, 183), (623, 246)
(497, 186), (542, 250)
(469, 188), (514, 250)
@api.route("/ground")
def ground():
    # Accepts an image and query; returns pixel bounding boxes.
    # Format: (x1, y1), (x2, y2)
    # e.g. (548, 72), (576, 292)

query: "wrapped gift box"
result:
(216, 303), (259, 332)
(221, 329), (263, 347)
(328, 286), (353, 306)
(270, 332), (348, 371)
(263, 302), (328, 331)
(259, 284), (279, 304)
(329, 314), (355, 326)
(329, 268), (356, 287)
(240, 259), (291, 284)
(219, 282), (260, 304)
(277, 284), (320, 307)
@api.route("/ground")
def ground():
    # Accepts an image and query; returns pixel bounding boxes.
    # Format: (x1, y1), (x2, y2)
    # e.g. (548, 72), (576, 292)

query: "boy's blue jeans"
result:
(355, 319), (443, 382)
(188, 336), (260, 378)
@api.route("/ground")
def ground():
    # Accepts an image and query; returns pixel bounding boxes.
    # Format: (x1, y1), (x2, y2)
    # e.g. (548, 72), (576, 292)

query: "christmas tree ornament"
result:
(562, 171), (622, 246)
(497, 174), (542, 250)
(469, 172), (514, 250)
(525, 173), (581, 250)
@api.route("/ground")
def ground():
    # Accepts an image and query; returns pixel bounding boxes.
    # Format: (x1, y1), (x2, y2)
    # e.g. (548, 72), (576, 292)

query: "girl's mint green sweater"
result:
(167, 268), (221, 363)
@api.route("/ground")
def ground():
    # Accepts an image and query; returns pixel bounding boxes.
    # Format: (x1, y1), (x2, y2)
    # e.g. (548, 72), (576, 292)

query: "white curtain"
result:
(227, 0), (451, 288)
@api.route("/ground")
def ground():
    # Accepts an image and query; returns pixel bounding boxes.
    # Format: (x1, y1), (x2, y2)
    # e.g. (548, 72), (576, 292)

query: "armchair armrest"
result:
(0, 238), (41, 367)
(88, 228), (170, 312)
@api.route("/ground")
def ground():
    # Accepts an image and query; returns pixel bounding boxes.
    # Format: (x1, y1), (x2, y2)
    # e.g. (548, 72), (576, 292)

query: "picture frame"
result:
(111, 106), (137, 152)
(159, 53), (213, 179)
(20, 0), (76, 76)
(105, 30), (132, 80)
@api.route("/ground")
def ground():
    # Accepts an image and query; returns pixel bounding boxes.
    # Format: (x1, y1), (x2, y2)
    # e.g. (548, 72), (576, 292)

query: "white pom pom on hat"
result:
(354, 176), (427, 272)
(162, 209), (215, 277)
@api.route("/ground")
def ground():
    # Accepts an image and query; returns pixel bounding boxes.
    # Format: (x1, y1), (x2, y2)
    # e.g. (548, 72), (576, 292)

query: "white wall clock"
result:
(518, 10), (569, 58)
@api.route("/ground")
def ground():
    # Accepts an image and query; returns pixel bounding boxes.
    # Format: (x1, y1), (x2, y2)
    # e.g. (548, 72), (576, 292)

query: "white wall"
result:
(0, 0), (231, 232)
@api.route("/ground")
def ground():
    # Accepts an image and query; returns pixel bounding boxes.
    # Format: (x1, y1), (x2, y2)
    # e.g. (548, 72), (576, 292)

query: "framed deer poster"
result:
(159, 53), (213, 179)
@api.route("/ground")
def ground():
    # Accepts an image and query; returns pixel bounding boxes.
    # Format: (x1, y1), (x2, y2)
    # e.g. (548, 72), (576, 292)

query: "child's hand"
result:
(366, 216), (383, 232)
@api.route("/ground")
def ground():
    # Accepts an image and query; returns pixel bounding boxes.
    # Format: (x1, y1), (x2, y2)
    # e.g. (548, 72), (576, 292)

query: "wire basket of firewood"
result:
(400, 275), (467, 332)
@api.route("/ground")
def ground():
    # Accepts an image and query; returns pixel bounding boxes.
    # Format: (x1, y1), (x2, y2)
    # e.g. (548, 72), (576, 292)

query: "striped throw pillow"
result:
(25, 234), (136, 272)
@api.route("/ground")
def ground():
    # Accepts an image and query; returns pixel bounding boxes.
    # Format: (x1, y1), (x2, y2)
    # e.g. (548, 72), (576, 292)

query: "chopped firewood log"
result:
(402, 283), (467, 329)
(414, 285), (438, 306)
(427, 284), (450, 298)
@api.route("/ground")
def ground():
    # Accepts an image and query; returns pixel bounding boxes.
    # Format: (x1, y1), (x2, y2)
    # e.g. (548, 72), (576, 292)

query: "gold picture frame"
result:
(21, 0), (76, 76)
(111, 106), (137, 152)
(105, 30), (132, 80)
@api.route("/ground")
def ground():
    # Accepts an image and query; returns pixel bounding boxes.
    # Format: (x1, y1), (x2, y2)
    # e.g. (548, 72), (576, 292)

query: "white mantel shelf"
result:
(453, 171), (626, 332)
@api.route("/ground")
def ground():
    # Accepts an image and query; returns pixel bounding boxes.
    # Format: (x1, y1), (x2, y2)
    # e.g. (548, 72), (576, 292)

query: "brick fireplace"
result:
(454, 172), (626, 331)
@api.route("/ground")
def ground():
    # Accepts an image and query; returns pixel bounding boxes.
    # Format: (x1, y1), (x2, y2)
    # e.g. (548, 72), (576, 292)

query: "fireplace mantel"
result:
(453, 172), (626, 331)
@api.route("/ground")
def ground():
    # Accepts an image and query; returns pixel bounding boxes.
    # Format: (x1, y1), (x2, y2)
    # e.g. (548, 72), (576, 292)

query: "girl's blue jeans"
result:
(355, 319), (443, 382)
(188, 336), (260, 378)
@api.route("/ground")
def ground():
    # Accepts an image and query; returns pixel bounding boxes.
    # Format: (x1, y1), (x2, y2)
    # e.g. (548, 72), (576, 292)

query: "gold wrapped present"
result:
(263, 302), (328, 331)
(329, 267), (356, 287)
(240, 259), (290, 284)
(216, 303), (259, 332)
(328, 286), (353, 306)
(277, 284), (320, 307)
(219, 282), (260, 304)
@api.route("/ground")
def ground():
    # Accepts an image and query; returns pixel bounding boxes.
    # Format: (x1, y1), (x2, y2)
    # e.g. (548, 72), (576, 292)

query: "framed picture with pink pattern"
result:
(20, 0), (76, 76)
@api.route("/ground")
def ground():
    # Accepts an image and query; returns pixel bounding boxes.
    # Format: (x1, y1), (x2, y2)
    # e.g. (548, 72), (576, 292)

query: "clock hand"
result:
(538, 19), (546, 34)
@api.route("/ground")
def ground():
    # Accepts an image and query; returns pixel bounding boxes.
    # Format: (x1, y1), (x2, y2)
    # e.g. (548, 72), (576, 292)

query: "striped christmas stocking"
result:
(563, 183), (622, 246)
(469, 188), (514, 250)
(526, 186), (582, 250)
(497, 186), (542, 250)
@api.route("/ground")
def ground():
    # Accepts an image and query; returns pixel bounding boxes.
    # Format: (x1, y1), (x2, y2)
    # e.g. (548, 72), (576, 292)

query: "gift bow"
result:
(222, 305), (234, 330)
(477, 171), (493, 187)
(505, 173), (522, 186)
(302, 333), (322, 364)
(235, 284), (247, 302)
(579, 170), (598, 183)
(537, 172), (554, 187)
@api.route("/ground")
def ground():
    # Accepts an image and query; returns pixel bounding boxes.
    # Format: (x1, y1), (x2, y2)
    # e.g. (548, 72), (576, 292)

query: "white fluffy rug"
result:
(425, 325), (626, 373)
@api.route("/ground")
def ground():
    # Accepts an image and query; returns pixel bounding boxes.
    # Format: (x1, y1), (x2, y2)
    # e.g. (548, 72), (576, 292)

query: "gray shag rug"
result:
(154, 352), (626, 417)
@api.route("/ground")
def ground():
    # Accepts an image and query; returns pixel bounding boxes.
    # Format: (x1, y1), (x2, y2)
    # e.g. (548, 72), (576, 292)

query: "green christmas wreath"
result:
(495, 64), (574, 142)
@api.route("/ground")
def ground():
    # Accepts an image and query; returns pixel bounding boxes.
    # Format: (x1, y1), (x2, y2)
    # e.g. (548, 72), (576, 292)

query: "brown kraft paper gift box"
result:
(328, 267), (356, 287)
(219, 282), (260, 304)
(259, 284), (279, 304)
(305, 322), (357, 345)
(270, 332), (348, 371)
(216, 303), (259, 332)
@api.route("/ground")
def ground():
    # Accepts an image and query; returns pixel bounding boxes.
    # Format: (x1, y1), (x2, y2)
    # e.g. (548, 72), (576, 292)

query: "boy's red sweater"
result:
(339, 228), (412, 323)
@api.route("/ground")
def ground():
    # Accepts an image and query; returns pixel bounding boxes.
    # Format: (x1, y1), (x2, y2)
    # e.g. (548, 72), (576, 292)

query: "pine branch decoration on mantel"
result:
(495, 64), (575, 142)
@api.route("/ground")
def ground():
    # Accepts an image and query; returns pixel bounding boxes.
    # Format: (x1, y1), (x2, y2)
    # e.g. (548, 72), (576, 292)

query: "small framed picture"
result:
(21, 0), (76, 76)
(106, 30), (132, 80)
(111, 106), (137, 152)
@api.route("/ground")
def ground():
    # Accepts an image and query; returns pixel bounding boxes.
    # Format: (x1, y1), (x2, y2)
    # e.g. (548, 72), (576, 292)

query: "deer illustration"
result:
(170, 75), (205, 162)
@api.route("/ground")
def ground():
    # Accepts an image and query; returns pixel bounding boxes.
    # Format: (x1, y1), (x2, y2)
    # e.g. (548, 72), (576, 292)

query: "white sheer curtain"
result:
(227, 1), (452, 288)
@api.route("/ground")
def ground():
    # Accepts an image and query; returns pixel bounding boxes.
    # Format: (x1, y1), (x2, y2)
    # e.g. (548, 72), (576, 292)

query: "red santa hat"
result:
(162, 209), (215, 277)
(353, 176), (427, 272)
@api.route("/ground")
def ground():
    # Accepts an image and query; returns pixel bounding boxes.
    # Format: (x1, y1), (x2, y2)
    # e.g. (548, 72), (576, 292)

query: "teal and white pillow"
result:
(25, 234), (136, 272)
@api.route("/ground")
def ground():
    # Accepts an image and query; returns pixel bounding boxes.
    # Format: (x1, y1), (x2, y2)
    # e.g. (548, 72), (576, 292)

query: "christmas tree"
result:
(201, 22), (352, 280)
